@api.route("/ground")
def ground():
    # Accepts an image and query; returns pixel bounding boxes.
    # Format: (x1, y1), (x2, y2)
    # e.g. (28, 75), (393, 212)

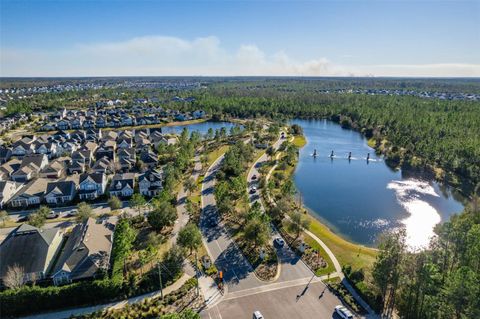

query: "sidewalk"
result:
(19, 273), (192, 319)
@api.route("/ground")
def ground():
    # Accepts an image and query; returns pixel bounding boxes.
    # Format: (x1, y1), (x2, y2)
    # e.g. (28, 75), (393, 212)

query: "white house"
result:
(108, 173), (135, 198)
(78, 173), (107, 200)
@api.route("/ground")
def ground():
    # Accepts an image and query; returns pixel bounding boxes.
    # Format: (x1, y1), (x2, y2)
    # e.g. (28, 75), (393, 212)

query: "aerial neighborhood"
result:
(0, 102), (207, 209)
(0, 99), (210, 298)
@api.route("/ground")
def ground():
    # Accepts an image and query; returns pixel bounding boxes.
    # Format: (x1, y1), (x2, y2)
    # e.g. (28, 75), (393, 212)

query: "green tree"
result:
(177, 223), (202, 254)
(76, 202), (93, 223)
(0, 210), (9, 226)
(183, 177), (197, 194)
(243, 218), (269, 248)
(372, 229), (406, 316)
(130, 193), (146, 215)
(288, 211), (310, 239)
(161, 244), (185, 281)
(147, 200), (177, 232)
(27, 206), (50, 228)
(108, 196), (122, 210)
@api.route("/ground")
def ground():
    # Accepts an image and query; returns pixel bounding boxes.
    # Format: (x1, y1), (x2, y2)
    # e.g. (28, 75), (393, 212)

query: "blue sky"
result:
(1, 0), (479, 76)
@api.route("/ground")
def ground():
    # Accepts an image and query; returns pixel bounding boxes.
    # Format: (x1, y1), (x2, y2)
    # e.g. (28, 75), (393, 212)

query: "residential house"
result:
(68, 161), (85, 175)
(57, 119), (71, 130)
(41, 160), (66, 179)
(0, 224), (64, 285)
(92, 157), (112, 174)
(78, 173), (106, 200)
(44, 180), (77, 205)
(95, 146), (115, 162)
(0, 147), (12, 164)
(192, 110), (206, 119)
(52, 218), (114, 285)
(11, 140), (35, 157)
(72, 150), (93, 166)
(138, 168), (163, 197)
(11, 164), (40, 182)
(71, 117), (85, 129)
(0, 158), (21, 180)
(108, 173), (135, 198)
(117, 148), (136, 171)
(33, 141), (57, 159)
(85, 128), (102, 141)
(117, 137), (132, 149)
(9, 178), (49, 208)
(139, 150), (158, 169)
(0, 181), (20, 208)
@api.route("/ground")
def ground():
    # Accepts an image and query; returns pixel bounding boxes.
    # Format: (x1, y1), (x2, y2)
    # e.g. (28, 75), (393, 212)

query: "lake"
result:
(161, 121), (241, 136)
(291, 119), (464, 248)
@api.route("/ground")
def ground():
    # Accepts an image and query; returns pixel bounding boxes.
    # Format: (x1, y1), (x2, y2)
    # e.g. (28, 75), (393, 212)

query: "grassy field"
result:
(292, 135), (307, 148)
(306, 214), (377, 272)
(206, 145), (230, 167)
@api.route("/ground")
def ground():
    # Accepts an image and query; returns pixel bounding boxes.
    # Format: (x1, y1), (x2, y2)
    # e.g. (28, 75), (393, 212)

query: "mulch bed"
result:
(279, 228), (328, 274)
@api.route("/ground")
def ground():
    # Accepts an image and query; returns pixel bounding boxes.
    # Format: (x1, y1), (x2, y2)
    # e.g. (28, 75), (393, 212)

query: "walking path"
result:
(263, 134), (377, 317)
(19, 274), (192, 319)
(173, 150), (223, 308)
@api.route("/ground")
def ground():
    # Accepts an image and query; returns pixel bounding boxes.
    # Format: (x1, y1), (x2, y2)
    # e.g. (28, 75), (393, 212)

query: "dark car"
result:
(17, 215), (28, 223)
(251, 174), (258, 180)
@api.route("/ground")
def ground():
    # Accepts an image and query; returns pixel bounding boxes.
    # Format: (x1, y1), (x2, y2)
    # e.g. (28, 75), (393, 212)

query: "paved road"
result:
(199, 135), (346, 319)
(246, 133), (313, 282)
(0, 203), (133, 242)
(200, 153), (261, 293)
(202, 278), (344, 319)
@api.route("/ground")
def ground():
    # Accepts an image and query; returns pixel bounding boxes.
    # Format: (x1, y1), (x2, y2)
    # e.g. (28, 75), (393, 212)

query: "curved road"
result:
(200, 136), (346, 319)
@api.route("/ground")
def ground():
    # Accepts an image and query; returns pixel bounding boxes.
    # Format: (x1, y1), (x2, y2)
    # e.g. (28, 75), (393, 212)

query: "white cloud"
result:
(1, 35), (479, 77)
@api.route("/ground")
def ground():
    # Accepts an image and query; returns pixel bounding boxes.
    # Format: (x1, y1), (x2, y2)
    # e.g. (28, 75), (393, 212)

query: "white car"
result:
(250, 187), (257, 194)
(274, 237), (285, 247)
(253, 311), (264, 319)
(335, 305), (353, 319)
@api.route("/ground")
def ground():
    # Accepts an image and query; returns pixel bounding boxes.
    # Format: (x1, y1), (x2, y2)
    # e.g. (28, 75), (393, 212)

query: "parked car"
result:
(335, 305), (354, 319)
(274, 237), (285, 247)
(17, 215), (28, 223)
(46, 211), (59, 219)
(250, 187), (257, 194)
(253, 311), (264, 319)
(251, 174), (257, 180)
(67, 210), (78, 217)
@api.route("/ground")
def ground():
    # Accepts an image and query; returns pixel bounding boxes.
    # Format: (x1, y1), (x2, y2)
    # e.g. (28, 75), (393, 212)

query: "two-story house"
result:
(138, 168), (163, 197)
(78, 173), (107, 200)
(108, 173), (135, 198)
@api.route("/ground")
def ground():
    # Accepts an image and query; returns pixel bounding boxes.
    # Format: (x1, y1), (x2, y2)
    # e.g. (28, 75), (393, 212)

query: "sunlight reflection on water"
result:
(387, 179), (441, 249)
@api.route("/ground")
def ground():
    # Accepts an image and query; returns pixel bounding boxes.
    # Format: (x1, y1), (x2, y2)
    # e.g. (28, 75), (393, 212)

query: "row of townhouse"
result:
(39, 105), (206, 131)
(0, 113), (28, 134)
(0, 127), (170, 209)
(1, 168), (163, 208)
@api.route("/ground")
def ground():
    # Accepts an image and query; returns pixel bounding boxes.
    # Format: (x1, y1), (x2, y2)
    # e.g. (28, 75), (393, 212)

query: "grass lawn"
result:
(306, 214), (377, 272)
(292, 135), (307, 148)
(206, 145), (230, 167)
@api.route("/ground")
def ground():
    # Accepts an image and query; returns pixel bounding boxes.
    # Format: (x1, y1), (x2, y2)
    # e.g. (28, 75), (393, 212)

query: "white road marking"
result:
(223, 276), (321, 301)
(214, 305), (223, 319)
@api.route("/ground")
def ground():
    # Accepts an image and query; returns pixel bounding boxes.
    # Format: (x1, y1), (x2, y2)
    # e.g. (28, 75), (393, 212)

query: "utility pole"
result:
(158, 263), (163, 300)
(195, 251), (200, 296)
